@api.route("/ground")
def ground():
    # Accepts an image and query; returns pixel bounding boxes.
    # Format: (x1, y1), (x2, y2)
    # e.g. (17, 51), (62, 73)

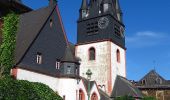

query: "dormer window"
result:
(56, 59), (60, 69)
(50, 19), (53, 27)
(37, 52), (42, 64)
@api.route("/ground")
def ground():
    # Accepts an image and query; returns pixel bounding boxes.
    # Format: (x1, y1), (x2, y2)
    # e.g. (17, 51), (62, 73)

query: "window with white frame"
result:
(56, 60), (60, 69)
(36, 52), (42, 64)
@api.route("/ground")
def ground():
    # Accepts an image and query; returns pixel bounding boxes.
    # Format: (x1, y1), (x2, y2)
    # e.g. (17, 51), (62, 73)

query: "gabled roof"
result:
(138, 70), (166, 86)
(136, 70), (170, 89)
(15, 5), (56, 65)
(111, 75), (143, 98)
(99, 89), (112, 100)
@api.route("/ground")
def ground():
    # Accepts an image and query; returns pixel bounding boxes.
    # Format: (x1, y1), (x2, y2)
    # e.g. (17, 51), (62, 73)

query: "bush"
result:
(115, 95), (135, 100)
(0, 77), (62, 100)
(0, 12), (18, 75)
(143, 96), (157, 100)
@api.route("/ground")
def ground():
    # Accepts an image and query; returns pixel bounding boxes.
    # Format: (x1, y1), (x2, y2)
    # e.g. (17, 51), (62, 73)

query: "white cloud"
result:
(136, 31), (164, 38)
(126, 31), (169, 48)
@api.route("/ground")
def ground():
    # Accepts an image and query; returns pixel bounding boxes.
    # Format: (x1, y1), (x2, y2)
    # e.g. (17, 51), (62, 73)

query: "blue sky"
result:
(22, 0), (170, 81)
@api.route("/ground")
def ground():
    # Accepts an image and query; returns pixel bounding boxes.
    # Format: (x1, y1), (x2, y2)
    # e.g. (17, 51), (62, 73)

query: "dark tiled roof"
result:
(136, 85), (170, 90)
(81, 77), (95, 91)
(99, 89), (112, 100)
(111, 75), (143, 98)
(136, 70), (170, 89)
(0, 0), (32, 13)
(15, 5), (55, 65)
(69, 42), (75, 55)
(61, 46), (77, 62)
(101, 0), (112, 4)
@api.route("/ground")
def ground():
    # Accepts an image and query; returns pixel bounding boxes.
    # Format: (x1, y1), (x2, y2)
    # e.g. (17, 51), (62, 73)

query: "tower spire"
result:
(79, 0), (88, 19)
(80, 0), (88, 10)
(115, 0), (123, 22)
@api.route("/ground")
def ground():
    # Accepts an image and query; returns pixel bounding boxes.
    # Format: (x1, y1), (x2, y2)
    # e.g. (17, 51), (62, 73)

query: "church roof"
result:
(111, 75), (143, 98)
(0, 0), (32, 14)
(99, 89), (112, 100)
(135, 70), (170, 89)
(61, 46), (78, 63)
(15, 5), (55, 65)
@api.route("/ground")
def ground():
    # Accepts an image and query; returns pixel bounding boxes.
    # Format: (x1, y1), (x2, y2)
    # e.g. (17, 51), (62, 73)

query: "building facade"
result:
(10, 0), (144, 100)
(76, 0), (126, 95)
(11, 1), (102, 100)
(134, 70), (170, 100)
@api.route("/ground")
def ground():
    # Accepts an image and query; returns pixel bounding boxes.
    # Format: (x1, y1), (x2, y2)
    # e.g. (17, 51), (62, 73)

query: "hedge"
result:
(0, 12), (18, 75)
(0, 77), (62, 100)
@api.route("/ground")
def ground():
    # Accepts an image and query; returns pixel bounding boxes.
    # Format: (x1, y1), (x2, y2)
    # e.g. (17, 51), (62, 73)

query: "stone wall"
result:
(141, 90), (170, 100)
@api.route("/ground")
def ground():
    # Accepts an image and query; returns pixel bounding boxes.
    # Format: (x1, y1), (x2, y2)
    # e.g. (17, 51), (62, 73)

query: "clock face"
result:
(98, 17), (109, 29)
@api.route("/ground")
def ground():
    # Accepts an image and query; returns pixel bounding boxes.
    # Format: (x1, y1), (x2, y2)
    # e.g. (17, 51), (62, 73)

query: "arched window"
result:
(116, 49), (120, 63)
(89, 47), (95, 60)
(79, 89), (85, 100)
(91, 92), (98, 100)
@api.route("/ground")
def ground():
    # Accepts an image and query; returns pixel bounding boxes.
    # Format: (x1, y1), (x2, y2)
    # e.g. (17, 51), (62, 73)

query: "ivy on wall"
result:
(0, 12), (19, 76)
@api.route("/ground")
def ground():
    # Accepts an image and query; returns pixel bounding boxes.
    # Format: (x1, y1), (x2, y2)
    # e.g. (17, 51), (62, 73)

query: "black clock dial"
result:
(98, 17), (109, 29)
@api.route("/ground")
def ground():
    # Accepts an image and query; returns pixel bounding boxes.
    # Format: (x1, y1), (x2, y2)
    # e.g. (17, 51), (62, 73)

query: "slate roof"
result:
(61, 46), (78, 62)
(15, 5), (55, 65)
(101, 0), (112, 4)
(81, 77), (95, 91)
(111, 75), (143, 98)
(99, 89), (112, 100)
(0, 0), (32, 14)
(135, 70), (170, 89)
(138, 70), (166, 85)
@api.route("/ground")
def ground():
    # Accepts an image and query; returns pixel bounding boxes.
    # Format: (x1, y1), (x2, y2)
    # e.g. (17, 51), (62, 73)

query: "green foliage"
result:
(115, 95), (135, 100)
(0, 13), (19, 75)
(0, 77), (62, 100)
(142, 96), (157, 100)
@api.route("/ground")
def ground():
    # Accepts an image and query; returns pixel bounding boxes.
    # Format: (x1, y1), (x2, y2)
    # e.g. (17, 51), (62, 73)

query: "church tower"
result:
(76, 0), (126, 95)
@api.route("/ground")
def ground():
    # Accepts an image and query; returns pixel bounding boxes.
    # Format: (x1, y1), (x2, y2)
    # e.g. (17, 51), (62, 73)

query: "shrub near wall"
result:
(0, 77), (62, 100)
(0, 13), (18, 75)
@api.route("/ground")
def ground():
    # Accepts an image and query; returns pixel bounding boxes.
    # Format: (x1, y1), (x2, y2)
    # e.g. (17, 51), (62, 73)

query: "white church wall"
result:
(17, 68), (59, 91)
(111, 43), (126, 89)
(76, 41), (111, 94)
(16, 68), (98, 100)
(57, 78), (85, 100)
